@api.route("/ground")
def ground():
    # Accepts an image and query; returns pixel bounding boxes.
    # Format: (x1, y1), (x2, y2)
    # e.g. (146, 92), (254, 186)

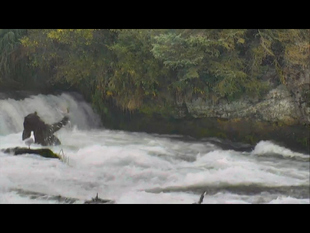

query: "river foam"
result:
(0, 93), (309, 204)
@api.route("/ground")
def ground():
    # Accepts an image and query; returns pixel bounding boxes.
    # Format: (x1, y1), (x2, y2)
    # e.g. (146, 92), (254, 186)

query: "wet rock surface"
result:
(185, 85), (302, 124)
(1, 147), (60, 159)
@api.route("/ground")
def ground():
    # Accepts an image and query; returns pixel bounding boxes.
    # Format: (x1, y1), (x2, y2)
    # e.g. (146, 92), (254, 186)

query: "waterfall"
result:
(0, 92), (102, 136)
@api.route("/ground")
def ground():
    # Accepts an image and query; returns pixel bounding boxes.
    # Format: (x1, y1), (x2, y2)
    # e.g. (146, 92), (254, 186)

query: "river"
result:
(0, 92), (309, 204)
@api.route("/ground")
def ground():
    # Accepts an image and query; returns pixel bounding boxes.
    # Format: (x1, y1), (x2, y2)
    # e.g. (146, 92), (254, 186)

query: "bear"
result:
(22, 111), (70, 146)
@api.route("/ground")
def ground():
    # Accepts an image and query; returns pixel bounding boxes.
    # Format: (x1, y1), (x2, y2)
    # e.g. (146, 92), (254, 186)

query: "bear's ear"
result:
(34, 111), (37, 115)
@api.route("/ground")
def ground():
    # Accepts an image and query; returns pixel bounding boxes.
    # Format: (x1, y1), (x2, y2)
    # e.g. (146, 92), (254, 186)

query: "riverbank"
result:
(102, 113), (309, 155)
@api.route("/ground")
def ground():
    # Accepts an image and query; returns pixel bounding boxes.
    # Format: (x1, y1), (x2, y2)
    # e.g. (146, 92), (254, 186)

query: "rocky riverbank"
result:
(112, 80), (309, 154)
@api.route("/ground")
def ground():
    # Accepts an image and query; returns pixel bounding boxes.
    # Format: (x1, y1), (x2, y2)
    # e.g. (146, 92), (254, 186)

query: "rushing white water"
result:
(0, 93), (309, 204)
(0, 92), (101, 135)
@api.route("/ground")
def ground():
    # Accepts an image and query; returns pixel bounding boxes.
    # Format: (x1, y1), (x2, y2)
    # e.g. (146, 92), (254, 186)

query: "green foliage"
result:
(0, 29), (31, 85)
(105, 29), (170, 110)
(150, 29), (270, 100)
(17, 29), (309, 117)
(21, 29), (99, 84)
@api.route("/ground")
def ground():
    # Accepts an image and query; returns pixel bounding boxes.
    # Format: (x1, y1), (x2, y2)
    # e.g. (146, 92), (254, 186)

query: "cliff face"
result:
(284, 67), (310, 125)
(160, 69), (310, 153)
(185, 84), (300, 125)
(97, 69), (309, 153)
(181, 68), (310, 126)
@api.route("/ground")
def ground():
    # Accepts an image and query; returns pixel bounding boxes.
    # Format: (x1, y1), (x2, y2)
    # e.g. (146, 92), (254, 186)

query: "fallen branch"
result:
(193, 190), (207, 204)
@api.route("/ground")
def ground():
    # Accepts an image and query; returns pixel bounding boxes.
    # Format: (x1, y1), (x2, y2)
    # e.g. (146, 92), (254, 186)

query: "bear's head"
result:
(23, 111), (47, 131)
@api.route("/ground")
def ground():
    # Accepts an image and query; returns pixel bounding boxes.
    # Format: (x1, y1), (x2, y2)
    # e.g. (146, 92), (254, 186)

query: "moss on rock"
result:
(1, 147), (60, 159)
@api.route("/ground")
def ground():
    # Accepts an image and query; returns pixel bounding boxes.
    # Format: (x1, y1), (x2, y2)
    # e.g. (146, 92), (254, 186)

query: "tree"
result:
(151, 29), (269, 102)
(20, 29), (309, 118)
(0, 29), (29, 86)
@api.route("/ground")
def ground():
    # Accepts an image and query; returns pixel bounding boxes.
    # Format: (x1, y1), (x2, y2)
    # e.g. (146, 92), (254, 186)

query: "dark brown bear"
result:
(22, 112), (70, 146)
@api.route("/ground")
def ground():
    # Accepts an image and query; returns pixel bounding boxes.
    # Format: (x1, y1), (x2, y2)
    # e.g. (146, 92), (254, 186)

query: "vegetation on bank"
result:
(0, 29), (309, 119)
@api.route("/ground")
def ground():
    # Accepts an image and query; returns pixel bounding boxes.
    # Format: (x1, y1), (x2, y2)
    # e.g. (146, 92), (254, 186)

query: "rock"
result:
(185, 85), (300, 124)
(13, 189), (79, 204)
(12, 189), (115, 204)
(284, 67), (310, 124)
(84, 193), (115, 204)
(1, 147), (60, 159)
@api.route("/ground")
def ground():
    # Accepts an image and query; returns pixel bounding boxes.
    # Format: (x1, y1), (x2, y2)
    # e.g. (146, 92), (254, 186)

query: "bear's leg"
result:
(49, 117), (70, 134)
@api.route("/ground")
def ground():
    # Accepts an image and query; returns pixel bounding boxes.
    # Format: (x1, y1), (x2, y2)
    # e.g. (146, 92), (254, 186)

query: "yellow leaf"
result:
(238, 38), (245, 44)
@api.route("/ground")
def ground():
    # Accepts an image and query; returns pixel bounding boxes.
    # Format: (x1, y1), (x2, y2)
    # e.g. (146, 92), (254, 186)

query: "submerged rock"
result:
(13, 189), (79, 204)
(84, 193), (115, 204)
(12, 189), (115, 204)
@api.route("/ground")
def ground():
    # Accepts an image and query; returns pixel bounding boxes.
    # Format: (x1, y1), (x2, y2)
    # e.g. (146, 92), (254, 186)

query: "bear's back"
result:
(24, 112), (47, 130)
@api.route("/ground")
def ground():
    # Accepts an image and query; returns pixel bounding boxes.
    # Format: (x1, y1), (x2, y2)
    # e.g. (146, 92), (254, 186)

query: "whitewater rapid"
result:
(0, 93), (309, 204)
